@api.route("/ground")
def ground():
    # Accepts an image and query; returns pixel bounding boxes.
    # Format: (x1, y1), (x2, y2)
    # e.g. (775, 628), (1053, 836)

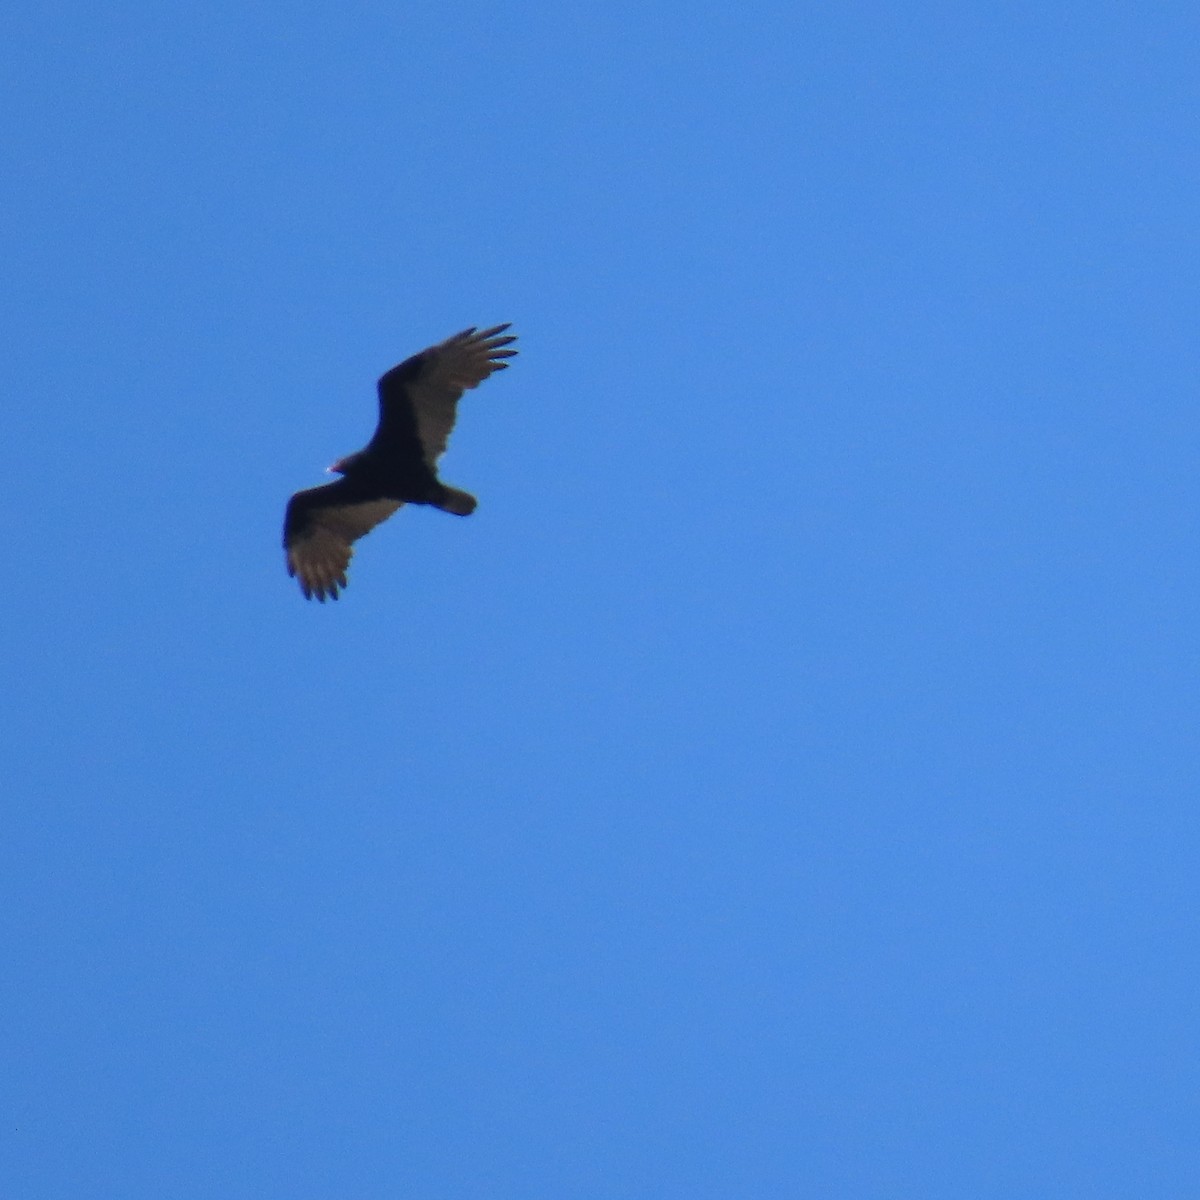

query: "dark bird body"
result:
(283, 323), (517, 600)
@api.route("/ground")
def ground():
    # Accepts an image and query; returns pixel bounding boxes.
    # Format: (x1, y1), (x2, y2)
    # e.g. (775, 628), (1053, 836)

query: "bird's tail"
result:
(432, 485), (477, 516)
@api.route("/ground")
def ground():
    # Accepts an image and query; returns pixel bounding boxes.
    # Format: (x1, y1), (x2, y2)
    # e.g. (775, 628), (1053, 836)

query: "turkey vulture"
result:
(283, 323), (518, 601)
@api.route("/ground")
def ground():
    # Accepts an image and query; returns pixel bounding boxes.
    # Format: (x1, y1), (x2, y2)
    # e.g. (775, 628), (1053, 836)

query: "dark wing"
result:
(283, 478), (403, 601)
(375, 324), (517, 465)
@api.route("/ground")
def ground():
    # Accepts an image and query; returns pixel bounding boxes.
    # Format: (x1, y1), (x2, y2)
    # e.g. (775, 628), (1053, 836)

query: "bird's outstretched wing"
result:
(375, 324), (518, 465)
(283, 479), (402, 601)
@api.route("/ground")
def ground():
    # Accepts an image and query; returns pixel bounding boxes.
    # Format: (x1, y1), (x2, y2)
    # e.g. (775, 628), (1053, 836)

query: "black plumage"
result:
(283, 323), (518, 601)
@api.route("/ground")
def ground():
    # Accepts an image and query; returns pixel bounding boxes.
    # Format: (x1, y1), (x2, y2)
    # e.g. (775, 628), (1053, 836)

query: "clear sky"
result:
(3, 2), (1199, 1196)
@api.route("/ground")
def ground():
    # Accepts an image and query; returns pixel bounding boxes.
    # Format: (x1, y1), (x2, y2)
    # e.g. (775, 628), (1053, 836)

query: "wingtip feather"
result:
(475, 321), (512, 338)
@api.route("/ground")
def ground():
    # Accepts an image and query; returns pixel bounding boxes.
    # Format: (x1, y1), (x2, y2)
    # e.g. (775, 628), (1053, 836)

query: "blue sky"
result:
(3, 2), (1199, 1196)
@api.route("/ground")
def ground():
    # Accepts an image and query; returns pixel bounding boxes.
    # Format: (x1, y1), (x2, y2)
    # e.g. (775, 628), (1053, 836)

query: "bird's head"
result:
(326, 450), (365, 476)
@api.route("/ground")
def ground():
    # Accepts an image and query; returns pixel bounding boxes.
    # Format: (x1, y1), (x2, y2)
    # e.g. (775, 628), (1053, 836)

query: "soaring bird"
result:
(283, 323), (518, 601)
